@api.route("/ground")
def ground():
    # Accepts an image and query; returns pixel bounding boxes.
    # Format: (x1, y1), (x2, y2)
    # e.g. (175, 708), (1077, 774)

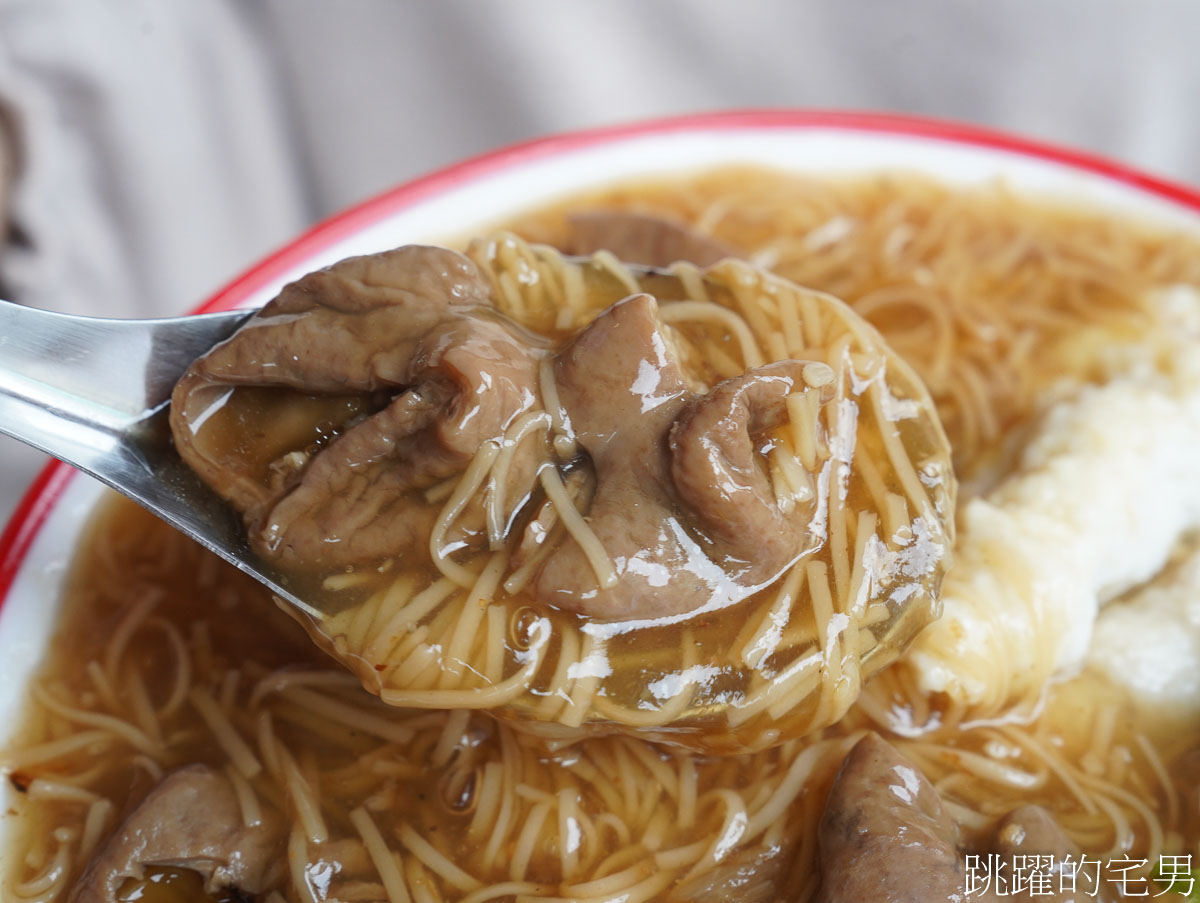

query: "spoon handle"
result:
(0, 300), (249, 473)
(0, 300), (318, 616)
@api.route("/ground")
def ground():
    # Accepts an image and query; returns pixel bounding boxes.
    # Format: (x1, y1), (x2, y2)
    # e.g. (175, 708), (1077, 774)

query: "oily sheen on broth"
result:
(3, 169), (1200, 903)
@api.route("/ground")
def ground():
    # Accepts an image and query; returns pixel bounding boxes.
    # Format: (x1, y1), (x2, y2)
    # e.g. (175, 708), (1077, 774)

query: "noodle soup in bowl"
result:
(4, 111), (1200, 902)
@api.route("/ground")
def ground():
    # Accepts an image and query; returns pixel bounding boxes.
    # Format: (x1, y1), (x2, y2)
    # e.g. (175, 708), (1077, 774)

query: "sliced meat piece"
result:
(181, 245), (492, 401)
(172, 246), (493, 514)
(566, 211), (737, 267)
(532, 294), (696, 618)
(171, 246), (546, 570)
(69, 765), (281, 903)
(817, 733), (971, 903)
(671, 361), (832, 580)
(259, 316), (544, 569)
(532, 293), (826, 619)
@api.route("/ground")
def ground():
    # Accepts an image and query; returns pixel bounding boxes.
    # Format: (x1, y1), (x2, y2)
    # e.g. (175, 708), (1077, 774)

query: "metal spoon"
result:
(0, 256), (742, 620)
(0, 299), (334, 617)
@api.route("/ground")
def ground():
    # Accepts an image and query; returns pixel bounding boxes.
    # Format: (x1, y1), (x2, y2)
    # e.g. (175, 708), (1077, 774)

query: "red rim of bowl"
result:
(4, 108), (1200, 611)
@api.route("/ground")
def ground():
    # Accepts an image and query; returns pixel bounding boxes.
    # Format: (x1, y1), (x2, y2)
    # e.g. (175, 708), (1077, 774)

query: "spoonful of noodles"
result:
(0, 246), (774, 625)
(0, 233), (957, 751)
(0, 250), (735, 622)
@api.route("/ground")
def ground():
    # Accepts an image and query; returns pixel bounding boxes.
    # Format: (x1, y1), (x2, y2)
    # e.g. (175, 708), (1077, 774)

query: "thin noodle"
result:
(288, 826), (319, 903)
(279, 746), (327, 844)
(538, 467), (617, 590)
(487, 412), (552, 548)
(397, 823), (483, 892)
(102, 590), (162, 682)
(31, 685), (159, 758)
(78, 799), (113, 862)
(429, 441), (501, 587)
(351, 807), (413, 903)
(188, 687), (261, 778)
(659, 300), (764, 368)
(224, 763), (264, 828)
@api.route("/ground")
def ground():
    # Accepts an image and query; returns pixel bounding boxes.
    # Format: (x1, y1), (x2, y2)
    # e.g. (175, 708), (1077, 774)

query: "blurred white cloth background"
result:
(2, 0), (1199, 522)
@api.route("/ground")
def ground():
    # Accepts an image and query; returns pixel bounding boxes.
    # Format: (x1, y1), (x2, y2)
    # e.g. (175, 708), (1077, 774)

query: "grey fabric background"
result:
(2, 0), (1198, 524)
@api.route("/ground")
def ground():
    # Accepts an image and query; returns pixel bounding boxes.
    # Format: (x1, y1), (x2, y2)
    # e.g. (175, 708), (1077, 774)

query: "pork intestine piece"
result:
(528, 293), (832, 619)
(816, 733), (968, 903)
(68, 765), (282, 903)
(816, 734), (1104, 903)
(170, 246), (545, 571)
(565, 211), (738, 268)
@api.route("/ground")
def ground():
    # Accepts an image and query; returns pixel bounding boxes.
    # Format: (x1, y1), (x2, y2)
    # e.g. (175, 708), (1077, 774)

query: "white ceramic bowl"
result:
(4, 110), (1200, 866)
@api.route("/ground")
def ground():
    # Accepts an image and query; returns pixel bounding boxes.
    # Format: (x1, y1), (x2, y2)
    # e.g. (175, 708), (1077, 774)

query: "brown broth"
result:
(188, 387), (376, 488)
(6, 169), (1200, 902)
(8, 494), (1198, 902)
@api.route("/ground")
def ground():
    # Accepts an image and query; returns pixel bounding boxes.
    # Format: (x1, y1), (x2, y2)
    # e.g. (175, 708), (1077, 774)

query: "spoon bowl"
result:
(0, 301), (335, 614)
(0, 259), (711, 622)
